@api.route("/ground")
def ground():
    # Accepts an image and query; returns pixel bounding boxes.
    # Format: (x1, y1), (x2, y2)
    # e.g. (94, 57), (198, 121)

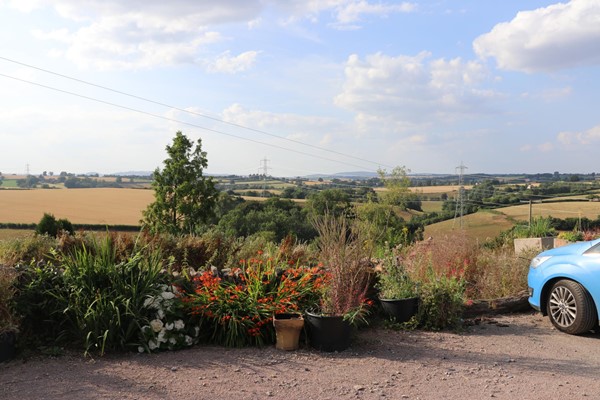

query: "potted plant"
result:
(305, 215), (372, 352)
(375, 252), (419, 323)
(0, 265), (19, 362)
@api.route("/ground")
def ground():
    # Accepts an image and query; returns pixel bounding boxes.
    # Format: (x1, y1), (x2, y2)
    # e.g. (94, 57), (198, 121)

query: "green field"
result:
(0, 180), (18, 188)
(425, 200), (600, 243)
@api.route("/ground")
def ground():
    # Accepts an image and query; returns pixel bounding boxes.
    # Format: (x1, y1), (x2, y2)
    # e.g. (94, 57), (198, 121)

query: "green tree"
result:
(378, 166), (421, 211)
(142, 131), (219, 235)
(306, 189), (352, 217)
(35, 213), (74, 236)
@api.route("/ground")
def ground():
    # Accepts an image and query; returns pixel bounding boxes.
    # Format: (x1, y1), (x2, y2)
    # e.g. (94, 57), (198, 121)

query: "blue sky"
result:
(1, 0), (600, 177)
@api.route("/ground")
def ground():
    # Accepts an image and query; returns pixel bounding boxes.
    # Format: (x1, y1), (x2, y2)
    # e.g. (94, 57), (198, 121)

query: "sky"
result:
(1, 0), (600, 177)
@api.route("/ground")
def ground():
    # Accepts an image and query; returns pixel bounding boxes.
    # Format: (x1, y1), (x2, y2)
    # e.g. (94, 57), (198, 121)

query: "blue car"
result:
(528, 238), (600, 334)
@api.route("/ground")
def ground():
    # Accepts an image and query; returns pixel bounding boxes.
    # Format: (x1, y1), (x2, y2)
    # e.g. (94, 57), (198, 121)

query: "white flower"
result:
(194, 326), (200, 337)
(148, 340), (158, 350)
(157, 309), (165, 319)
(161, 291), (176, 300)
(174, 320), (185, 330)
(150, 319), (164, 333)
(184, 335), (193, 346)
(138, 346), (145, 353)
(143, 297), (155, 308)
(165, 322), (174, 331)
(169, 337), (177, 345)
(157, 329), (167, 343)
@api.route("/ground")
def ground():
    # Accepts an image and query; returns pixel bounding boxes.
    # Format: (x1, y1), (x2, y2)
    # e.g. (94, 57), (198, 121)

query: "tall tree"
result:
(142, 131), (218, 235)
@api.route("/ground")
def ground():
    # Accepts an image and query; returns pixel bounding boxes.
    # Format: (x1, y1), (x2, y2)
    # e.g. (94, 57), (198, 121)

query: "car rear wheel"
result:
(547, 279), (597, 334)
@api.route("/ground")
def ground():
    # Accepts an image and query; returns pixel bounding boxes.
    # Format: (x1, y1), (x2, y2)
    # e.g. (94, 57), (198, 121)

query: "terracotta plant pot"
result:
(273, 313), (304, 351)
(305, 311), (352, 352)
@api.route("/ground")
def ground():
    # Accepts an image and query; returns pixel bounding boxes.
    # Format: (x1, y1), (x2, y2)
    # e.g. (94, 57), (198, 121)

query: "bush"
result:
(15, 237), (171, 354)
(35, 213), (74, 237)
(416, 272), (465, 331)
(187, 254), (325, 347)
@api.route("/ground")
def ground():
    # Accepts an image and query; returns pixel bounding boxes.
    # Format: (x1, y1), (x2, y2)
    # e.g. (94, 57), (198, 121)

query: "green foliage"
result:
(416, 272), (465, 331)
(14, 237), (169, 355)
(378, 166), (422, 211)
(142, 131), (219, 235)
(0, 265), (19, 333)
(217, 197), (316, 242)
(306, 189), (353, 218)
(558, 230), (584, 242)
(512, 217), (556, 238)
(0, 234), (56, 268)
(188, 256), (324, 347)
(375, 250), (418, 299)
(35, 213), (74, 237)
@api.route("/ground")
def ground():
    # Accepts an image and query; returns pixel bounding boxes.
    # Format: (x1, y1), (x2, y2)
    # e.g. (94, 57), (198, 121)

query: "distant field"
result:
(0, 180), (19, 188)
(424, 201), (600, 243)
(424, 210), (515, 243)
(0, 229), (33, 240)
(420, 201), (444, 213)
(0, 188), (154, 225)
(499, 201), (600, 221)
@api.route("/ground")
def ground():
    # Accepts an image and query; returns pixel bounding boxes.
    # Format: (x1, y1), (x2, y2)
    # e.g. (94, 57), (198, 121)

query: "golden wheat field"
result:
(0, 188), (155, 225)
(499, 201), (600, 221)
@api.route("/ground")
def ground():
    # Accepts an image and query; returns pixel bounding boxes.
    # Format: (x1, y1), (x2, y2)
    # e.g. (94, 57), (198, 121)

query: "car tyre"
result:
(547, 279), (597, 335)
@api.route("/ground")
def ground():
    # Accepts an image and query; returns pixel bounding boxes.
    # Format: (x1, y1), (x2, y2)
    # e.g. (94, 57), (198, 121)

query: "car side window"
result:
(584, 243), (600, 255)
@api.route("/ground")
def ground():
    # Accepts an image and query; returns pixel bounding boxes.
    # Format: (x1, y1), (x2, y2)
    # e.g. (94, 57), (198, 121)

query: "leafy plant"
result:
(138, 284), (200, 352)
(512, 217), (556, 238)
(416, 269), (465, 331)
(375, 249), (418, 299)
(16, 236), (169, 355)
(188, 253), (324, 347)
(558, 230), (584, 242)
(0, 265), (19, 334)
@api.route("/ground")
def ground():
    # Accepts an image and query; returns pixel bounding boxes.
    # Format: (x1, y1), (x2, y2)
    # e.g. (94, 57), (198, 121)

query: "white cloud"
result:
(334, 52), (492, 132)
(473, 0), (600, 72)
(205, 51), (259, 74)
(557, 125), (600, 145)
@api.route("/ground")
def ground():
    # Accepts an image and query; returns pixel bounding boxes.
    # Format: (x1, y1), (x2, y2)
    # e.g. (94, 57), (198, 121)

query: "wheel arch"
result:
(540, 277), (598, 321)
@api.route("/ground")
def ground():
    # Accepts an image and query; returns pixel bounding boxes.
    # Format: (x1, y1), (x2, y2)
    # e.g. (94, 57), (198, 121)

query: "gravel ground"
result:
(2, 311), (600, 400)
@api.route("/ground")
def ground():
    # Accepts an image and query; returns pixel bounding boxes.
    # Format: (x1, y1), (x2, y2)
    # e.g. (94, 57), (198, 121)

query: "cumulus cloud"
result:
(205, 51), (259, 74)
(334, 52), (492, 133)
(473, 0), (600, 72)
(12, 0), (416, 69)
(14, 0), (263, 70)
(557, 125), (600, 145)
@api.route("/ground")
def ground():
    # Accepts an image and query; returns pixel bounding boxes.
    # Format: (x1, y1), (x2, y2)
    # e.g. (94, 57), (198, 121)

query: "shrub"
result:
(15, 237), (170, 355)
(416, 270), (466, 331)
(188, 254), (325, 347)
(0, 265), (19, 333)
(35, 213), (74, 237)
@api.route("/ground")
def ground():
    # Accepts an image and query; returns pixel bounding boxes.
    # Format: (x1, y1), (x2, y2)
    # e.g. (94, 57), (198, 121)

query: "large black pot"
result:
(305, 311), (352, 352)
(0, 331), (17, 363)
(380, 297), (419, 323)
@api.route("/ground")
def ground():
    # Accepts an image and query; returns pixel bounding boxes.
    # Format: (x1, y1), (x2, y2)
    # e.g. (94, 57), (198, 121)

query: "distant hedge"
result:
(0, 222), (140, 232)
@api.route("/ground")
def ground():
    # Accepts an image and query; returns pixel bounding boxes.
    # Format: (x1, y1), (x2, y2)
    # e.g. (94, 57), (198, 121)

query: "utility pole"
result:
(260, 157), (271, 197)
(454, 161), (468, 228)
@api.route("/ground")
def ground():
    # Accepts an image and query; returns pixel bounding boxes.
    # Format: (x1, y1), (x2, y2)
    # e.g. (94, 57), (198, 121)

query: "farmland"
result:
(0, 188), (154, 225)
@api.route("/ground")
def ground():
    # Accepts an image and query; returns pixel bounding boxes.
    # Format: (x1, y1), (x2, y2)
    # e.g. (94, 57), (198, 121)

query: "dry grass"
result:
(0, 188), (154, 225)
(499, 201), (600, 221)
(424, 210), (515, 244)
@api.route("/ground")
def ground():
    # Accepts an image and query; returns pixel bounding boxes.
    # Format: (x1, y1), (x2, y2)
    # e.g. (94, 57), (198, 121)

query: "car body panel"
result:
(527, 239), (600, 318)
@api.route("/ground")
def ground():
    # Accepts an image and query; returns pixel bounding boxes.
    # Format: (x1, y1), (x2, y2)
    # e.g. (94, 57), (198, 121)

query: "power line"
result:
(0, 71), (379, 172)
(0, 55), (392, 170)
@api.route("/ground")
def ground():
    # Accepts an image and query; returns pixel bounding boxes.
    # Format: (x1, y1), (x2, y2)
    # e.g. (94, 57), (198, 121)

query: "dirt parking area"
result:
(2, 311), (600, 400)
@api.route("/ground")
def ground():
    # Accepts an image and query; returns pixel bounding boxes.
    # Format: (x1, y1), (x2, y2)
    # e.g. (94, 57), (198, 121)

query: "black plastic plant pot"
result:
(380, 297), (419, 323)
(0, 331), (17, 363)
(305, 311), (352, 352)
